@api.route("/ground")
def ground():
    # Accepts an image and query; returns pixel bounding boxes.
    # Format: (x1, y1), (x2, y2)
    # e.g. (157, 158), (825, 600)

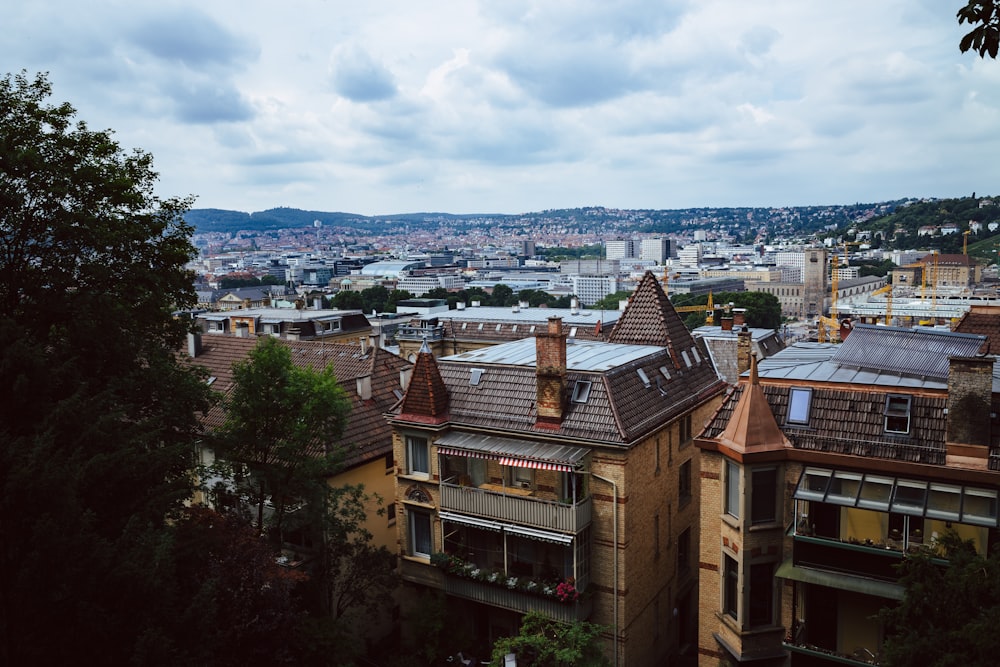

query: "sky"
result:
(5, 1), (1000, 216)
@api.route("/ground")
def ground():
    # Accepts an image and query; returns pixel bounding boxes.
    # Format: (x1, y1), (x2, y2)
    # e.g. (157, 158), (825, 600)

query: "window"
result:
(678, 527), (691, 574)
(387, 503), (396, 526)
(511, 466), (534, 488)
(723, 555), (739, 619)
(637, 368), (651, 388)
(408, 509), (432, 557)
(787, 388), (812, 424)
(751, 467), (777, 525)
(470, 368), (484, 386)
(679, 414), (692, 445)
(384, 450), (394, 473)
(406, 436), (429, 476)
(679, 460), (692, 506)
(725, 459), (741, 519)
(749, 563), (773, 626)
(571, 380), (593, 403)
(884, 394), (912, 434)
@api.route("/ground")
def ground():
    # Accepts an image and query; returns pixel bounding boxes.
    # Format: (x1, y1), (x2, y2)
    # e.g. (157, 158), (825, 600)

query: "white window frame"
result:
(725, 459), (741, 520)
(787, 387), (812, 425)
(408, 509), (432, 558)
(406, 435), (430, 477)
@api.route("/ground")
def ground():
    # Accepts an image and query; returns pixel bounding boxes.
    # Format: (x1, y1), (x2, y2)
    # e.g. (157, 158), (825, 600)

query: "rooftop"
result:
(441, 337), (664, 373)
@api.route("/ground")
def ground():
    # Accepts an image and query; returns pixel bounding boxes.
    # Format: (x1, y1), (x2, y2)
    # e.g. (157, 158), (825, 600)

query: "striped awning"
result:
(435, 432), (588, 473)
(440, 511), (573, 544)
(497, 456), (570, 472)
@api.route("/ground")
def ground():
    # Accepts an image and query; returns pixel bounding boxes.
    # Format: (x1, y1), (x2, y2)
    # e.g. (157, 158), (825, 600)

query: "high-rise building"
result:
(606, 239), (637, 260)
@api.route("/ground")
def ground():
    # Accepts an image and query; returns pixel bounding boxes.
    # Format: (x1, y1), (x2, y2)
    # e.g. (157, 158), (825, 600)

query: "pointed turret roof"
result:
(397, 339), (450, 424)
(609, 271), (700, 366)
(717, 354), (790, 455)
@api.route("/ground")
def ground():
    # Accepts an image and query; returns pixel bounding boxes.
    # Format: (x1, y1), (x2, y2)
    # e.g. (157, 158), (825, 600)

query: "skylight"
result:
(470, 368), (485, 386)
(637, 368), (651, 388)
(571, 380), (592, 403)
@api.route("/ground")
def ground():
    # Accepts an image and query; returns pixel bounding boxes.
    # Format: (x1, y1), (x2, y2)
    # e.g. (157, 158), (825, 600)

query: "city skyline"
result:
(6, 1), (999, 216)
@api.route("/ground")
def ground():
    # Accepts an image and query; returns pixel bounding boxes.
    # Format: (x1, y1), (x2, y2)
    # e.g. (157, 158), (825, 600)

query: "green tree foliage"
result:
(490, 611), (610, 667)
(0, 71), (214, 663)
(880, 530), (1000, 667)
(213, 337), (350, 543)
(591, 290), (633, 311)
(310, 484), (398, 621)
(671, 291), (783, 330)
(490, 283), (516, 306)
(331, 289), (365, 310)
(959, 1), (1000, 58)
(854, 258), (897, 278)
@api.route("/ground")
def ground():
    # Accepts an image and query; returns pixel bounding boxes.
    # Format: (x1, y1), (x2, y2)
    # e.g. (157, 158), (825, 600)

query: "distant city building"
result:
(571, 274), (619, 305)
(605, 239), (637, 260)
(639, 238), (675, 263)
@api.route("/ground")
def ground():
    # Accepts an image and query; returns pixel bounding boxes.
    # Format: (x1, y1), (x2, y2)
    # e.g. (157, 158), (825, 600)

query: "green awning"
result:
(775, 559), (904, 601)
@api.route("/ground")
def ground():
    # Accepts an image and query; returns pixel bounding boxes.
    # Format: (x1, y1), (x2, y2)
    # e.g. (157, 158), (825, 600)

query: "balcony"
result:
(440, 482), (592, 533)
(793, 533), (904, 583)
(443, 572), (594, 623)
(397, 324), (445, 341)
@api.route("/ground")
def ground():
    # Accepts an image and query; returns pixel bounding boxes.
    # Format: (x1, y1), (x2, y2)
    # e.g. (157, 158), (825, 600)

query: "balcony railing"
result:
(443, 573), (593, 623)
(789, 433), (945, 466)
(793, 533), (904, 582)
(397, 324), (445, 341)
(440, 483), (592, 533)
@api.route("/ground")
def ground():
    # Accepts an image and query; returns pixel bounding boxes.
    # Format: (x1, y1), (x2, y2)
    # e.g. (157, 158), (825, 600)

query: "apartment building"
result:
(695, 325), (1000, 666)
(390, 272), (728, 665)
(606, 239), (638, 260)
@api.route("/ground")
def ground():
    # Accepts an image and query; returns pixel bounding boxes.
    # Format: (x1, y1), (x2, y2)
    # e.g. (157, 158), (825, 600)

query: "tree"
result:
(331, 289), (364, 310)
(671, 291), (783, 330)
(490, 611), (610, 667)
(0, 71), (213, 663)
(490, 283), (516, 307)
(310, 484), (398, 621)
(592, 290), (633, 311)
(213, 336), (351, 543)
(880, 530), (1000, 666)
(959, 1), (1000, 58)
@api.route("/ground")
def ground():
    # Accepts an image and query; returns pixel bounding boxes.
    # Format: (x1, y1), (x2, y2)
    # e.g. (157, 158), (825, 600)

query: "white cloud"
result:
(1, 0), (997, 214)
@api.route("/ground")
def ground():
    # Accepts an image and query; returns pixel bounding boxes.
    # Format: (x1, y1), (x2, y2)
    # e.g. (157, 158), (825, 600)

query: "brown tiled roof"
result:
(608, 271), (699, 369)
(952, 306), (1000, 354)
(434, 344), (726, 446)
(182, 336), (409, 468)
(398, 350), (450, 424)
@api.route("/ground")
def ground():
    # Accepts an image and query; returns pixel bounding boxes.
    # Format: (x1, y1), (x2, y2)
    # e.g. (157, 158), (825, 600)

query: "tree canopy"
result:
(213, 336), (351, 542)
(959, 1), (1000, 58)
(0, 71), (214, 663)
(880, 530), (1000, 667)
(490, 611), (610, 667)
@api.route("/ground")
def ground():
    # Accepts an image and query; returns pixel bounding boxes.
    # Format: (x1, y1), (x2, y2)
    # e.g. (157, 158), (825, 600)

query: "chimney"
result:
(839, 319), (853, 341)
(737, 326), (752, 376)
(721, 316), (734, 331)
(187, 332), (202, 358)
(733, 308), (746, 327)
(356, 375), (372, 400)
(945, 356), (993, 469)
(570, 297), (579, 315)
(535, 317), (568, 428)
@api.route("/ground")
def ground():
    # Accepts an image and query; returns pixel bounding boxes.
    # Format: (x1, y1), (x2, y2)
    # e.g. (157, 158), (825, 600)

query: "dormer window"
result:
(787, 388), (812, 425)
(884, 394), (912, 434)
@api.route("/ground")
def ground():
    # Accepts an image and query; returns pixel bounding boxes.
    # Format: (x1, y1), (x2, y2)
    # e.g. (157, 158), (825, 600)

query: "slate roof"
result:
(953, 305), (1000, 355)
(700, 327), (1000, 464)
(183, 336), (410, 468)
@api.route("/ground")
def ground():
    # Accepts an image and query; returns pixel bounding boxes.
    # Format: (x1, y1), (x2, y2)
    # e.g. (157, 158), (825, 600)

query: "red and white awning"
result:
(434, 432), (588, 473)
(497, 456), (573, 472)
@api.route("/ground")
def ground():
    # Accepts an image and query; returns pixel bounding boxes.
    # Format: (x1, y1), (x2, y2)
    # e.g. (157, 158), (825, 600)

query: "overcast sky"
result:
(5, 1), (999, 215)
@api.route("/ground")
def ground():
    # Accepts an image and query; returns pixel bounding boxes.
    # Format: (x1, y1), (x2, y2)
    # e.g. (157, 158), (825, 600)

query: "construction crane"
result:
(673, 291), (715, 324)
(825, 241), (862, 339)
(871, 283), (893, 326)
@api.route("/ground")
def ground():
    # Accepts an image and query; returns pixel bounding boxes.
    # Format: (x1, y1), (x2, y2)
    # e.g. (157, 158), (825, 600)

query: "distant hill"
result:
(184, 202), (901, 240)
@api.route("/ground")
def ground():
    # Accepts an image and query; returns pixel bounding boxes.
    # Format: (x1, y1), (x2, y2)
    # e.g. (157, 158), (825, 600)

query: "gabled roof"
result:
(608, 271), (701, 369)
(183, 336), (410, 468)
(398, 343), (450, 425)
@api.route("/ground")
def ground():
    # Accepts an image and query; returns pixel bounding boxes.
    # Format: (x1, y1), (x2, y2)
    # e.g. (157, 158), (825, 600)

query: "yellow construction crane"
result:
(872, 283), (893, 326)
(673, 291), (715, 324)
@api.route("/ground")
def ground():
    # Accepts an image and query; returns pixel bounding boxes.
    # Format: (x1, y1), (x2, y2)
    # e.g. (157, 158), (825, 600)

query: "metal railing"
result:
(440, 483), (592, 533)
(443, 575), (593, 623)
(789, 433), (946, 465)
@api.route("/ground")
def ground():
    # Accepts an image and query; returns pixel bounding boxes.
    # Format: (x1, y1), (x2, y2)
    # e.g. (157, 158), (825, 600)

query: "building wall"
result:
(333, 454), (397, 551)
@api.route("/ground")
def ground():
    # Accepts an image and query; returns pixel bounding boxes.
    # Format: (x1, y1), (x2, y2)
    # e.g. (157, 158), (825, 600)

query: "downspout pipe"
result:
(591, 472), (619, 667)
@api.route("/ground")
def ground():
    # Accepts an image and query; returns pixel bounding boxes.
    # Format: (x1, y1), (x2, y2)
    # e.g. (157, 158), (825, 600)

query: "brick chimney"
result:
(945, 356), (993, 469)
(733, 308), (746, 327)
(535, 317), (568, 428)
(720, 316), (734, 331)
(737, 326), (752, 376)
